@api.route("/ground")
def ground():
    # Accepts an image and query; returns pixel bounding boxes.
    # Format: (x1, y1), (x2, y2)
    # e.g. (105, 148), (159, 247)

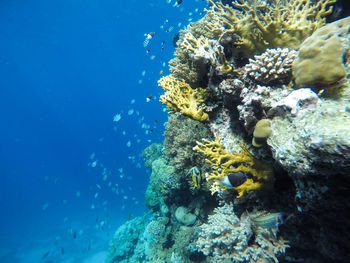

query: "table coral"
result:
(159, 75), (209, 121)
(194, 135), (274, 198)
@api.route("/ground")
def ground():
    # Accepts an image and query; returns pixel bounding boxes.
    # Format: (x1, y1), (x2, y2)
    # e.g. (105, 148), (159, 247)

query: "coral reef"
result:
(105, 217), (148, 263)
(204, 0), (336, 56)
(244, 48), (297, 84)
(194, 203), (289, 262)
(159, 75), (209, 121)
(292, 16), (350, 93)
(107, 2), (350, 263)
(194, 135), (274, 198)
(164, 114), (213, 174)
(252, 119), (272, 147)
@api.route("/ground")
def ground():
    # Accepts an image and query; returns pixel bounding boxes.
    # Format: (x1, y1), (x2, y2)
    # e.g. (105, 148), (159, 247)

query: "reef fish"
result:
(186, 167), (202, 189)
(249, 212), (284, 229)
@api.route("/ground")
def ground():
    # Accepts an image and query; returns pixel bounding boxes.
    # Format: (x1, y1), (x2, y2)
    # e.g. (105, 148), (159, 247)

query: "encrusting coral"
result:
(159, 75), (209, 121)
(194, 135), (274, 198)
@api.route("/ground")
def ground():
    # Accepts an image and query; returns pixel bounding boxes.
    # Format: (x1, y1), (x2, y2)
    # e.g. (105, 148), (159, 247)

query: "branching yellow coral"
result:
(159, 75), (209, 121)
(204, 0), (336, 55)
(180, 32), (209, 54)
(194, 135), (274, 198)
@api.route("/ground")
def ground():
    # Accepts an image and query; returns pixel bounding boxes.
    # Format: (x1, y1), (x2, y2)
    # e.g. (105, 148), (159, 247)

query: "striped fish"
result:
(248, 212), (284, 229)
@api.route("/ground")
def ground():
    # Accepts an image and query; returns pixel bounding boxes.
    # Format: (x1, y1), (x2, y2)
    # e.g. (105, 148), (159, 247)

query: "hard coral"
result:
(194, 203), (289, 262)
(245, 48), (297, 84)
(194, 135), (274, 198)
(159, 75), (209, 121)
(205, 0), (336, 56)
(292, 16), (350, 93)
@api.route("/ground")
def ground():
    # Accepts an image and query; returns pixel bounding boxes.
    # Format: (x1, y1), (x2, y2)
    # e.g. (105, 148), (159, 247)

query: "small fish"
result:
(154, 120), (158, 125)
(145, 32), (155, 39)
(96, 184), (102, 190)
(91, 160), (98, 168)
(173, 33), (179, 47)
(146, 48), (151, 53)
(248, 212), (284, 229)
(61, 247), (64, 255)
(146, 95), (153, 102)
(113, 113), (122, 122)
(186, 167), (202, 189)
(159, 69), (164, 75)
(42, 251), (50, 259)
(73, 231), (77, 239)
(173, 0), (182, 7)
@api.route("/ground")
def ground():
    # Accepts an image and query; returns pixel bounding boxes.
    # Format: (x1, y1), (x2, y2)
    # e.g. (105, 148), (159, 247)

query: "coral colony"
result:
(106, 1), (350, 262)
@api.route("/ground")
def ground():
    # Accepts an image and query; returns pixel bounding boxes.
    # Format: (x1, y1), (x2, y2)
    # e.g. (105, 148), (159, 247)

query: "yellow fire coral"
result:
(194, 135), (274, 198)
(180, 32), (209, 54)
(204, 0), (336, 56)
(159, 75), (209, 121)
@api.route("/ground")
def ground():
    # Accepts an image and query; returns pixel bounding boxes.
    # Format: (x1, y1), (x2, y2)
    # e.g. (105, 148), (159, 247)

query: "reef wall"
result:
(107, 1), (350, 262)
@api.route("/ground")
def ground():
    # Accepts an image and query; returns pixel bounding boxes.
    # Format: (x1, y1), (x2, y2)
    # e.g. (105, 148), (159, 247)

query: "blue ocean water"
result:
(0, 0), (206, 262)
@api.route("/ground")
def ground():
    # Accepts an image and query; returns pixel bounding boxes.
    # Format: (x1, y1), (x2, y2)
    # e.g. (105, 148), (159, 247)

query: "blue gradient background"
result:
(0, 0), (206, 262)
